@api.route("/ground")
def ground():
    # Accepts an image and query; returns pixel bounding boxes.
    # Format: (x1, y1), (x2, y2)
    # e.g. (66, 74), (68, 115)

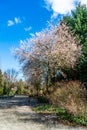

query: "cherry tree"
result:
(14, 23), (81, 92)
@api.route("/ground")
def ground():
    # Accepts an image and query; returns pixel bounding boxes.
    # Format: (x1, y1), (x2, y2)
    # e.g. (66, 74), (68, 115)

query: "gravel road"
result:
(0, 95), (86, 130)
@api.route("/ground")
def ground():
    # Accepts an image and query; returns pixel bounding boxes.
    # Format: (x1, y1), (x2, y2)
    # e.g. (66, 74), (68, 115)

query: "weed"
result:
(33, 105), (87, 126)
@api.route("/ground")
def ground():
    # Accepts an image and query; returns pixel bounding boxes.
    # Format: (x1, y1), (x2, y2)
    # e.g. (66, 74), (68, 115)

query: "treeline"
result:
(0, 69), (29, 95)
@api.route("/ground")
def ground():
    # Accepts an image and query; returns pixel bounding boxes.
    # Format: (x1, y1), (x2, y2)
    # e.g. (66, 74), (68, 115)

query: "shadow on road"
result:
(0, 95), (86, 130)
(0, 95), (58, 126)
(0, 95), (39, 109)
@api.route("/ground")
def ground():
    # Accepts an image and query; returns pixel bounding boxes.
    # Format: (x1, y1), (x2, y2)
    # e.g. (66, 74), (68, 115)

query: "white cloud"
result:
(24, 26), (32, 31)
(7, 20), (14, 26)
(7, 17), (21, 27)
(29, 33), (35, 37)
(44, 0), (87, 18)
(81, 0), (87, 5)
(14, 17), (21, 24)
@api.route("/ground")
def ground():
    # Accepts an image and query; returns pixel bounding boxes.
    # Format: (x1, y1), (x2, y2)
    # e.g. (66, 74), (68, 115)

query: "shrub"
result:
(0, 87), (3, 95)
(16, 85), (22, 94)
(3, 85), (7, 95)
(37, 96), (50, 103)
(9, 90), (15, 95)
(48, 81), (87, 117)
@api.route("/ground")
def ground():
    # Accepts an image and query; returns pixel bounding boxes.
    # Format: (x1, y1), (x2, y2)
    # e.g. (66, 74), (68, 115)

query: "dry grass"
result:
(48, 81), (87, 117)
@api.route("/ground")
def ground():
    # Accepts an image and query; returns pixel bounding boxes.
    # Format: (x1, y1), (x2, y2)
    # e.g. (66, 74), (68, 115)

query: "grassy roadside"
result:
(33, 105), (87, 126)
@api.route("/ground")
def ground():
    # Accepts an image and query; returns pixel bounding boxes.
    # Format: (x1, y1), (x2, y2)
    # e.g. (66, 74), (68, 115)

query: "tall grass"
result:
(47, 81), (87, 117)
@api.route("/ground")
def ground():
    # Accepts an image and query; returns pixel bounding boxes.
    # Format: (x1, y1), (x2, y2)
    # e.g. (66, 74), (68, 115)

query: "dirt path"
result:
(0, 95), (86, 130)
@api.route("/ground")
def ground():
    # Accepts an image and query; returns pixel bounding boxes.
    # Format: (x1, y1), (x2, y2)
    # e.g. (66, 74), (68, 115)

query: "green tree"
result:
(63, 4), (87, 81)
(3, 69), (19, 95)
(16, 79), (24, 95)
(16, 85), (22, 95)
(0, 69), (3, 95)
(63, 4), (87, 44)
(0, 69), (2, 87)
(3, 82), (7, 95)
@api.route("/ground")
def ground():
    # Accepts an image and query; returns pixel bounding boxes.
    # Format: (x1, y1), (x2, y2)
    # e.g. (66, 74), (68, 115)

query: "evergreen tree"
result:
(63, 4), (87, 81)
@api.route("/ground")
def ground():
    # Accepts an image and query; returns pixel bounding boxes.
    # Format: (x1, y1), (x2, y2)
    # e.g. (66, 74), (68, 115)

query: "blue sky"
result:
(0, 0), (51, 73)
(0, 0), (87, 77)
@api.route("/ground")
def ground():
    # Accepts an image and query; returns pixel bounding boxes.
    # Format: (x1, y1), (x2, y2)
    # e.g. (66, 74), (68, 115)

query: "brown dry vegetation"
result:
(47, 81), (87, 117)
